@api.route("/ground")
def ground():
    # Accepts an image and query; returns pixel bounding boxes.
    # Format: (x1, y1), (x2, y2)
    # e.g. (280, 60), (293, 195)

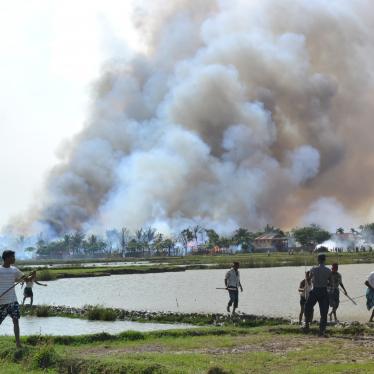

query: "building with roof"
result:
(253, 232), (289, 252)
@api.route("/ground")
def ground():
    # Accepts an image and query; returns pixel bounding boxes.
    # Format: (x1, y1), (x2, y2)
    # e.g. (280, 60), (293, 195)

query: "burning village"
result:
(0, 0), (374, 373)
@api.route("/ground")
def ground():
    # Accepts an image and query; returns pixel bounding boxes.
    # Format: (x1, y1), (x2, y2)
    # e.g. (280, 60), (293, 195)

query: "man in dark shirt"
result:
(304, 253), (332, 336)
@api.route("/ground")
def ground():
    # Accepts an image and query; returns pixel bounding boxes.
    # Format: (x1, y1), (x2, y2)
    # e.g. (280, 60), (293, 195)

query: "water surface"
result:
(15, 264), (374, 322)
(0, 316), (193, 336)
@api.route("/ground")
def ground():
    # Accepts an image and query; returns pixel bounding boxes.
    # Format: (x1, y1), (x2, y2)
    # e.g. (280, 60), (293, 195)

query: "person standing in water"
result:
(304, 253), (332, 337)
(22, 271), (47, 306)
(328, 263), (348, 322)
(298, 271), (313, 324)
(225, 261), (243, 315)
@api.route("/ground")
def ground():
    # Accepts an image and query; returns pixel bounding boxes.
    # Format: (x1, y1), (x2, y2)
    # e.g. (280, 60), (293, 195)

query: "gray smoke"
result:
(9, 0), (374, 235)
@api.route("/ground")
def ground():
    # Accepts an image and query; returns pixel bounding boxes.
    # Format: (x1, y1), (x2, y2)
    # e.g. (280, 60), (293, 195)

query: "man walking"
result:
(328, 263), (348, 322)
(304, 253), (332, 336)
(0, 250), (25, 348)
(225, 261), (243, 315)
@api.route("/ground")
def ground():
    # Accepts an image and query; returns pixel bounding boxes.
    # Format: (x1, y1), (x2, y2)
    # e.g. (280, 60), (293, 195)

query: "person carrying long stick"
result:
(328, 263), (348, 322)
(0, 250), (30, 348)
(224, 261), (243, 315)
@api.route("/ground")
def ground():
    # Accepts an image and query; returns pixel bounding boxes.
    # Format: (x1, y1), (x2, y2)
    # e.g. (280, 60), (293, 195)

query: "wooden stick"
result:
(0, 271), (35, 299)
(340, 288), (357, 305)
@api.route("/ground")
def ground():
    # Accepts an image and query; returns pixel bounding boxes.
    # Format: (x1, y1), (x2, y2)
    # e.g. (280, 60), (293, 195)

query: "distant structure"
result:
(316, 232), (373, 252)
(253, 232), (288, 252)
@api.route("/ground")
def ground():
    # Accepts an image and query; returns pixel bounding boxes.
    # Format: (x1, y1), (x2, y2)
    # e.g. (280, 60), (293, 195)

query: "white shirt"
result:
(368, 271), (374, 288)
(0, 266), (23, 305)
(225, 268), (241, 288)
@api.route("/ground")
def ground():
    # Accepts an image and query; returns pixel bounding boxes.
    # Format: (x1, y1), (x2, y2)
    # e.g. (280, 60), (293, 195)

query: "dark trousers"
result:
(228, 288), (239, 309)
(305, 287), (329, 333)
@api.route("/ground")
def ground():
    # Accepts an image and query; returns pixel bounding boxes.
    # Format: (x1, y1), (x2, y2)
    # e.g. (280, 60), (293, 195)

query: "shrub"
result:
(35, 305), (50, 317)
(31, 345), (59, 369)
(86, 306), (117, 321)
(37, 269), (56, 281)
(207, 367), (231, 374)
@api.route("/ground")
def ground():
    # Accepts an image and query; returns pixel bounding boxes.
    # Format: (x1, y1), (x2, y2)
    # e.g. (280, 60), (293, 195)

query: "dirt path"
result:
(76, 335), (374, 359)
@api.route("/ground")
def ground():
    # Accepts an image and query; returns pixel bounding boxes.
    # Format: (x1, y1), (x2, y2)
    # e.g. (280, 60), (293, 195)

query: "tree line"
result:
(18, 223), (374, 259)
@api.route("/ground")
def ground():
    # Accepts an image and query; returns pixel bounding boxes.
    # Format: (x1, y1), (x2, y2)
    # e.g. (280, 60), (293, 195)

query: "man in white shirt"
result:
(0, 250), (25, 348)
(224, 261), (243, 315)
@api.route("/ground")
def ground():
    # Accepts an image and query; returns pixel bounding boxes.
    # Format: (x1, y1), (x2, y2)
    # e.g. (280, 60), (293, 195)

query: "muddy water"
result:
(0, 316), (194, 336)
(15, 264), (373, 322)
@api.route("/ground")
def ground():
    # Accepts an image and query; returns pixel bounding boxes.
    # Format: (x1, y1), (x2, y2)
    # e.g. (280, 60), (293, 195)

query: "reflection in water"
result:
(15, 264), (374, 322)
(0, 316), (194, 336)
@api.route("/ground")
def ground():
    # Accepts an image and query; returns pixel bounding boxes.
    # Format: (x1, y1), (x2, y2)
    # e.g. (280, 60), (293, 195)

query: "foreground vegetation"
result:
(1, 323), (373, 373)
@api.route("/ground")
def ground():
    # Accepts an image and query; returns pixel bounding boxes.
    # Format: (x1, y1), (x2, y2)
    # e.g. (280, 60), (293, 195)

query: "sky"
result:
(0, 0), (140, 229)
(1, 0), (373, 237)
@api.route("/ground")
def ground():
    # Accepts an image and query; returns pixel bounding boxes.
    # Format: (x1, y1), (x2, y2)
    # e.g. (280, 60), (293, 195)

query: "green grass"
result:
(25, 264), (186, 281)
(86, 305), (118, 321)
(1, 324), (373, 373)
(36, 269), (57, 281)
(0, 362), (54, 374)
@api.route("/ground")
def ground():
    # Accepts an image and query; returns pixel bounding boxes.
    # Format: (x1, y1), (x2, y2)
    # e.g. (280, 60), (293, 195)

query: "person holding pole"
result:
(328, 263), (348, 322)
(298, 271), (313, 324)
(225, 261), (243, 315)
(0, 250), (26, 348)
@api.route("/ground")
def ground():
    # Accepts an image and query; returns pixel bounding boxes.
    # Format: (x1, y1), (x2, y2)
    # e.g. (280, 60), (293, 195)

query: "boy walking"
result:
(22, 270), (47, 306)
(328, 263), (348, 322)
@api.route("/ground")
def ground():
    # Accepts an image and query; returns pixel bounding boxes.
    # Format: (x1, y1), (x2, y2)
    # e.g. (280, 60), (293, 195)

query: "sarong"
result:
(366, 288), (374, 310)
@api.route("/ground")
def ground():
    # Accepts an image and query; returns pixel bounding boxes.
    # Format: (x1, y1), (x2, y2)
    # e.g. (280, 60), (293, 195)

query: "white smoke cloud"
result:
(302, 197), (360, 232)
(288, 145), (320, 184)
(6, 0), (374, 236)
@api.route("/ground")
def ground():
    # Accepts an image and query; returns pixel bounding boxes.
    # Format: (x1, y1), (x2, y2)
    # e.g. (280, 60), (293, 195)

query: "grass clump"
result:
(207, 367), (232, 374)
(36, 269), (56, 281)
(35, 305), (50, 317)
(86, 305), (117, 321)
(31, 345), (59, 369)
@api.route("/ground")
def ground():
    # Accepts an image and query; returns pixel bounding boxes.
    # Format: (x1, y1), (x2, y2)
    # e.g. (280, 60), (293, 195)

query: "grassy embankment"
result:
(22, 305), (289, 325)
(1, 323), (374, 373)
(18, 252), (374, 281)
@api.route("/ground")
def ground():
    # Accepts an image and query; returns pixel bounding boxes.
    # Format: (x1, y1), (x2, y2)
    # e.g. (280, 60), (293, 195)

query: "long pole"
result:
(340, 287), (357, 305)
(0, 271), (34, 299)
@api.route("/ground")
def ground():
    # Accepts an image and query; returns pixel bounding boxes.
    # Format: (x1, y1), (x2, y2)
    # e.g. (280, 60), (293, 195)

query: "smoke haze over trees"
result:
(6, 0), (374, 237)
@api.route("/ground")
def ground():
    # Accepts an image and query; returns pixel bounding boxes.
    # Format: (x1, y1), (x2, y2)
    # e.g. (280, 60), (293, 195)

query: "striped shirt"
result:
(225, 268), (241, 288)
(310, 264), (332, 288)
(0, 266), (24, 305)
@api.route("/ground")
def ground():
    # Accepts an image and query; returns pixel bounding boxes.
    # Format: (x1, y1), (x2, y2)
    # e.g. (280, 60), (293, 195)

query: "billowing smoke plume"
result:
(11, 0), (374, 235)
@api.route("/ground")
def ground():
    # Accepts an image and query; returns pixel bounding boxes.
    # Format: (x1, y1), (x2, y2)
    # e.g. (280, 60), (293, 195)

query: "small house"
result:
(253, 232), (288, 252)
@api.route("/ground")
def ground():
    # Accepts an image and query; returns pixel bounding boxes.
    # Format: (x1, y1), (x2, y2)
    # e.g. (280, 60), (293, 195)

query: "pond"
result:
(0, 316), (194, 336)
(15, 264), (374, 322)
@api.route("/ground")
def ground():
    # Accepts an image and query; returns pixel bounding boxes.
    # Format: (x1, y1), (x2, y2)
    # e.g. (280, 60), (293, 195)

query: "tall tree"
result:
(292, 225), (331, 249)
